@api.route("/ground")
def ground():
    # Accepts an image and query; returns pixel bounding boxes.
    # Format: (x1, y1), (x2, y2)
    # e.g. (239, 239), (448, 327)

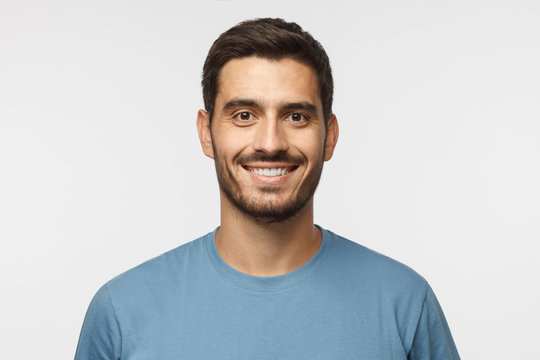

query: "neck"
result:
(215, 194), (321, 277)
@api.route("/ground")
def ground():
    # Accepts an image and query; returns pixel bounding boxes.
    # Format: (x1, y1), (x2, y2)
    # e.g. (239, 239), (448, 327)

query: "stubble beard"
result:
(212, 143), (325, 225)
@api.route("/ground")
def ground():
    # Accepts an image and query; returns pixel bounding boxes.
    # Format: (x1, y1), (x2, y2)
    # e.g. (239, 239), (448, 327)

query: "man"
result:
(75, 18), (460, 359)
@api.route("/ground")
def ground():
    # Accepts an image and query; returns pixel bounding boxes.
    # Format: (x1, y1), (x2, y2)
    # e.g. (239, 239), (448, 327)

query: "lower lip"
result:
(245, 168), (296, 185)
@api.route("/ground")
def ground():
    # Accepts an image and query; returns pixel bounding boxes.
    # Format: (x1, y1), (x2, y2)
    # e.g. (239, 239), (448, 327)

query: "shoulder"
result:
(323, 228), (434, 349)
(103, 232), (210, 297)
(323, 228), (428, 295)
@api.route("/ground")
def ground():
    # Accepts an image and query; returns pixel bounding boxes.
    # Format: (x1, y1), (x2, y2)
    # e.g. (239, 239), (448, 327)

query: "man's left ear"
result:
(324, 114), (339, 161)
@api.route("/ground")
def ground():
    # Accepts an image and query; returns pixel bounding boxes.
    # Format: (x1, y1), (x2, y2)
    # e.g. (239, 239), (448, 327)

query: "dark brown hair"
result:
(202, 18), (333, 124)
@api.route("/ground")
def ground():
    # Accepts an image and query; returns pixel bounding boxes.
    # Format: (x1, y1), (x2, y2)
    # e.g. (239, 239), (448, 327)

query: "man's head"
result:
(202, 18), (334, 125)
(197, 19), (338, 224)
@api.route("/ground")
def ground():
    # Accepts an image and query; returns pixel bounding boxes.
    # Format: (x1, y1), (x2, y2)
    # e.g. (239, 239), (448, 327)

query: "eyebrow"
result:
(223, 98), (318, 113)
(223, 98), (260, 111)
(282, 102), (317, 113)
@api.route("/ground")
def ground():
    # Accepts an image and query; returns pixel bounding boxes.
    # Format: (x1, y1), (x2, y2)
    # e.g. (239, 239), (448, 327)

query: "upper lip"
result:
(241, 163), (298, 170)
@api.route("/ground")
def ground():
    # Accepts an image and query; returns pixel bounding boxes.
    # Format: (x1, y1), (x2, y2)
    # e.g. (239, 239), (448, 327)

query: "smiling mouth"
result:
(242, 165), (298, 177)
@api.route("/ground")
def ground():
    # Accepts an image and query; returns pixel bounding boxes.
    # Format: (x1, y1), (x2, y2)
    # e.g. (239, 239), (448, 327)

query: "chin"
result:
(224, 190), (314, 225)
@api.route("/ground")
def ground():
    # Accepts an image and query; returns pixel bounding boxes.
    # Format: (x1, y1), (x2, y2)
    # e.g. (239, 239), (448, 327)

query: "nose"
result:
(251, 118), (289, 155)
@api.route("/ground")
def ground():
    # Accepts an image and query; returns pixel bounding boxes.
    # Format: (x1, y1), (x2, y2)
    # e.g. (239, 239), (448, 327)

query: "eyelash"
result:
(285, 113), (309, 122)
(233, 112), (310, 123)
(234, 111), (254, 121)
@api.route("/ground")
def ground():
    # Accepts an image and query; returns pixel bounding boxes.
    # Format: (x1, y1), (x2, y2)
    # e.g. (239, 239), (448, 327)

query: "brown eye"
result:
(237, 112), (252, 121)
(287, 113), (306, 122)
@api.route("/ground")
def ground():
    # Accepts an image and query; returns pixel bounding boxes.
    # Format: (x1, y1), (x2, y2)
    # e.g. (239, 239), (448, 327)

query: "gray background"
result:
(1, 0), (539, 358)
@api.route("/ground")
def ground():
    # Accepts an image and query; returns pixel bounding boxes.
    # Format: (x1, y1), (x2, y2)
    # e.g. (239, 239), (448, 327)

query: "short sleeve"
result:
(75, 284), (122, 360)
(408, 286), (460, 360)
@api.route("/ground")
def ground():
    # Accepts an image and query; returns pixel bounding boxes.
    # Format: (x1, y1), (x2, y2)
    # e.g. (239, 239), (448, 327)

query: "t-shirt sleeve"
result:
(408, 285), (460, 360)
(74, 284), (122, 360)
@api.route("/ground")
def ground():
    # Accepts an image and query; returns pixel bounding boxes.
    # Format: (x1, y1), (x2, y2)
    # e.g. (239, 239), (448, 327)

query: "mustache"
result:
(236, 151), (305, 165)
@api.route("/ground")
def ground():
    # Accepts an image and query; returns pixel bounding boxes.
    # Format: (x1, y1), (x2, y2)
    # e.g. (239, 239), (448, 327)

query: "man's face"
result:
(197, 56), (338, 224)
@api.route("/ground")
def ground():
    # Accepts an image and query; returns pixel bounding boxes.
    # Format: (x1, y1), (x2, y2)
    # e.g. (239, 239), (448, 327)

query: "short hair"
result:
(202, 18), (333, 124)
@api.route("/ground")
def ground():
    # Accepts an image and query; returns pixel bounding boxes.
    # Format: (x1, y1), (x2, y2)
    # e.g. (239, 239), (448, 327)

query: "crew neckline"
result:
(205, 224), (333, 292)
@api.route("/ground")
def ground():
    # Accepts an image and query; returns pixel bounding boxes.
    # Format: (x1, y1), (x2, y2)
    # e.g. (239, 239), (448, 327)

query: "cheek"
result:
(291, 131), (326, 159)
(213, 134), (249, 162)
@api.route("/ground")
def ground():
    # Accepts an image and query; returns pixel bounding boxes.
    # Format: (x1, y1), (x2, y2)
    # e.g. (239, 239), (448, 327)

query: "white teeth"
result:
(250, 168), (289, 177)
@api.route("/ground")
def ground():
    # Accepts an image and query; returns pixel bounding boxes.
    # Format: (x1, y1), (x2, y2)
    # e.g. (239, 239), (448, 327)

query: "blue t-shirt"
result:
(75, 227), (460, 359)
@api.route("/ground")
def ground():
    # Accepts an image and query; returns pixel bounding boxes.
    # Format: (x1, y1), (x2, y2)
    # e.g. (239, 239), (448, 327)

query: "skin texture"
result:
(197, 56), (339, 276)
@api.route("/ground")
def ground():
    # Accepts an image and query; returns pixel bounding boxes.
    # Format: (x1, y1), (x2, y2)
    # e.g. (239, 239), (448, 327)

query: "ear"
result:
(324, 114), (339, 161)
(196, 109), (214, 159)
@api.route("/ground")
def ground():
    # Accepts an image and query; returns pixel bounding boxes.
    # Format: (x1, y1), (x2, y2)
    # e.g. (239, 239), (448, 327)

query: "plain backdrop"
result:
(1, 0), (539, 359)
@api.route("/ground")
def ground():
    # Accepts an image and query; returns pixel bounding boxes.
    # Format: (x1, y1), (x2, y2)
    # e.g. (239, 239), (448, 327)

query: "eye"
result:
(286, 113), (308, 122)
(235, 111), (253, 121)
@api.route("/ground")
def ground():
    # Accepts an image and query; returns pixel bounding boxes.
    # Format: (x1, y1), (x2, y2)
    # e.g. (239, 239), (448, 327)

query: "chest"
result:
(119, 285), (410, 360)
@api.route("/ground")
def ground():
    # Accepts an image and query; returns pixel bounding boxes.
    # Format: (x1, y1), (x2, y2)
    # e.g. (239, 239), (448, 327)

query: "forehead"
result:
(215, 56), (322, 109)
